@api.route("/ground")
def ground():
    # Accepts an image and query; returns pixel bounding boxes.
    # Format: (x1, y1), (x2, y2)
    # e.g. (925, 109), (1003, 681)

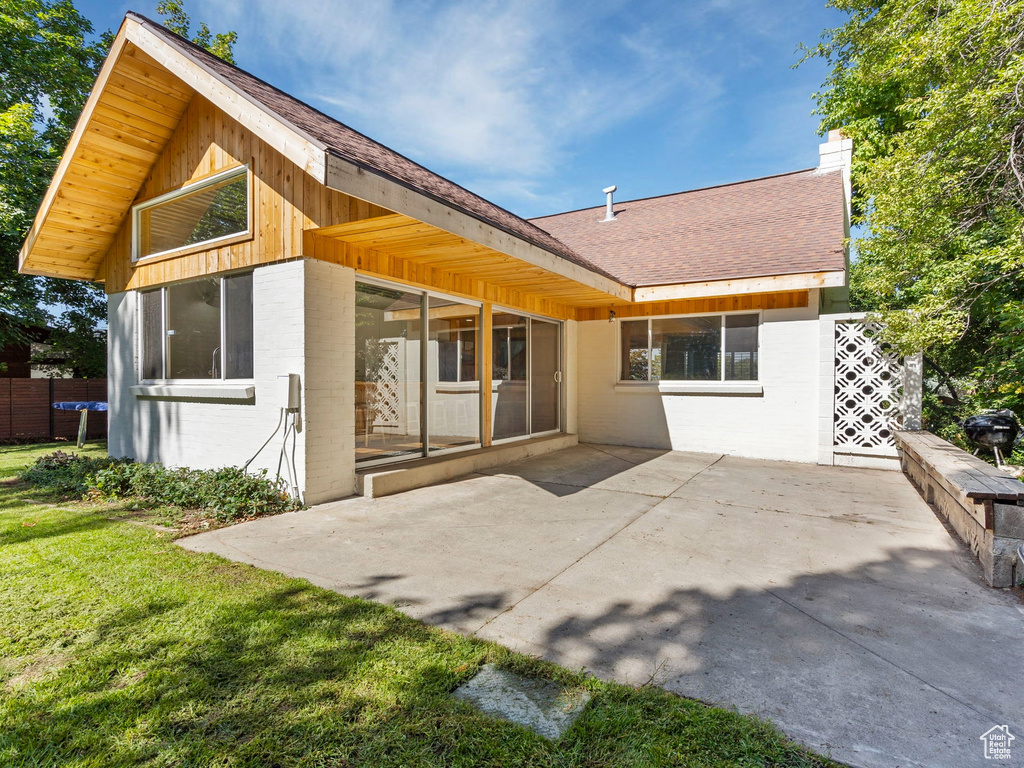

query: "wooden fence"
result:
(0, 379), (107, 443)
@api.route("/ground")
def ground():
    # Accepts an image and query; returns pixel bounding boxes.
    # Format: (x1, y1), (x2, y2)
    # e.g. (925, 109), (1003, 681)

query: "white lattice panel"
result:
(834, 320), (905, 451)
(368, 340), (401, 428)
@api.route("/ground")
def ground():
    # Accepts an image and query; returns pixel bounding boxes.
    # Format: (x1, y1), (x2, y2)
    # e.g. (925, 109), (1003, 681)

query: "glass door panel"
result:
(530, 319), (560, 434)
(166, 277), (220, 379)
(355, 283), (423, 464)
(491, 312), (528, 440)
(427, 297), (481, 453)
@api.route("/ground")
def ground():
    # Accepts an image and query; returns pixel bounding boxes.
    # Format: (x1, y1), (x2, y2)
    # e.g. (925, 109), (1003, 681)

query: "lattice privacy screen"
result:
(367, 339), (402, 430)
(834, 320), (906, 451)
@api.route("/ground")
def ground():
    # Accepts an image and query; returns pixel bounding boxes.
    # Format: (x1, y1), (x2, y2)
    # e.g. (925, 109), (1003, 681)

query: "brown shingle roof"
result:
(530, 169), (847, 287)
(130, 13), (619, 282)
(130, 14), (846, 291)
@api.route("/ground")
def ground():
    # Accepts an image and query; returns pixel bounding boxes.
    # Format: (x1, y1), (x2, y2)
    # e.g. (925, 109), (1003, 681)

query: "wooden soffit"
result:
(309, 213), (626, 308)
(18, 14), (329, 284)
(18, 37), (195, 281)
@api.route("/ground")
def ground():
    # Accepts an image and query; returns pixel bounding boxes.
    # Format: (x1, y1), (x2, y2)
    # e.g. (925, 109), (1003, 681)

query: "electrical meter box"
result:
(277, 374), (300, 410)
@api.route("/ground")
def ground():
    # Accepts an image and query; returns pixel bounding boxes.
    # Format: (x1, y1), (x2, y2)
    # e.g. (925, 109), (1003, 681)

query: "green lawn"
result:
(0, 442), (837, 767)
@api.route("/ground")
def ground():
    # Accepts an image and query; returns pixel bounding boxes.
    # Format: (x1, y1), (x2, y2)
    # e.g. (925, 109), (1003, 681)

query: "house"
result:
(19, 12), (856, 504)
(0, 322), (47, 378)
(0, 319), (70, 378)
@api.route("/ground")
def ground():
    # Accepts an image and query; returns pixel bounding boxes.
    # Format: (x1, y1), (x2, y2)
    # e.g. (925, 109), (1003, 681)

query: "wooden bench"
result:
(895, 430), (1024, 587)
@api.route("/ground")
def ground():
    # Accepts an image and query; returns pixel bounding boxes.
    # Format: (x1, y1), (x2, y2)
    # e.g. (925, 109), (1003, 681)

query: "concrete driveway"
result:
(181, 444), (1024, 768)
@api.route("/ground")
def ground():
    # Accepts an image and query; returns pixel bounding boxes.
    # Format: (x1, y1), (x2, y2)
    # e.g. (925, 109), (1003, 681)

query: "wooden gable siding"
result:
(102, 95), (387, 293)
(573, 290), (809, 322)
(100, 96), (577, 319)
(100, 94), (581, 318)
(22, 44), (193, 280)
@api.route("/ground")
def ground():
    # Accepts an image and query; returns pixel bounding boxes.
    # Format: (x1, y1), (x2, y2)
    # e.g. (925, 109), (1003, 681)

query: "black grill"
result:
(963, 410), (1019, 466)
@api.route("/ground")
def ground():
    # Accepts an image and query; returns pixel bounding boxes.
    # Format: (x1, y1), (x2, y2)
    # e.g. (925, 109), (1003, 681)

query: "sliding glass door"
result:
(356, 280), (484, 466)
(491, 313), (528, 441)
(491, 311), (561, 441)
(355, 283), (423, 464)
(426, 296), (482, 453)
(356, 281), (562, 466)
(530, 319), (560, 434)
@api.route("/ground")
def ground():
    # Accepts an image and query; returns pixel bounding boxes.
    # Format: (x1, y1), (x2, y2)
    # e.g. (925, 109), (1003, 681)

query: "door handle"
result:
(554, 371), (563, 383)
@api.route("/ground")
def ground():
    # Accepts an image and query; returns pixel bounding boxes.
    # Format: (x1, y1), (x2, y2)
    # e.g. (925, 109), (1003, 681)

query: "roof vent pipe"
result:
(602, 185), (617, 222)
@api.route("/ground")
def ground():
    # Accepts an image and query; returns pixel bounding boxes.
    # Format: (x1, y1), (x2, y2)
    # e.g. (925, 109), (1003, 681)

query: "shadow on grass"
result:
(0, 544), (853, 768)
(0, 497), (114, 546)
(1, 576), (513, 767)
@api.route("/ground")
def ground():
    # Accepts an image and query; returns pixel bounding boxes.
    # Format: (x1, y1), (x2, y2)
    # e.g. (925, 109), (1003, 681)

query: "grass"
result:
(0, 441), (839, 767)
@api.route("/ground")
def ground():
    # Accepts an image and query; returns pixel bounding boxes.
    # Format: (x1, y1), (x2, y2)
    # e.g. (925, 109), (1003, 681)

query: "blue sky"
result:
(78, 0), (844, 219)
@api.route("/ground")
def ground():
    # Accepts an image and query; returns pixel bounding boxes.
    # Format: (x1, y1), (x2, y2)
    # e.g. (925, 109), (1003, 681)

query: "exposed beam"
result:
(304, 231), (578, 321)
(309, 215), (623, 306)
(632, 271), (845, 302)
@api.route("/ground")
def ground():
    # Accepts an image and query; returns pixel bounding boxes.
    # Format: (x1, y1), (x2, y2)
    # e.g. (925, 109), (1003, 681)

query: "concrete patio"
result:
(180, 444), (1024, 768)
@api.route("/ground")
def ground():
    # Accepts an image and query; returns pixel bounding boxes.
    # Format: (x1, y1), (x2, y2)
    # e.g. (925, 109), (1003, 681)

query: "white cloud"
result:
(195, 0), (728, 202)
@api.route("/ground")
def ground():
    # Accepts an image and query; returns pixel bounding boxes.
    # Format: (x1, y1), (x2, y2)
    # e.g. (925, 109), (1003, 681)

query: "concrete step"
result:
(356, 433), (578, 498)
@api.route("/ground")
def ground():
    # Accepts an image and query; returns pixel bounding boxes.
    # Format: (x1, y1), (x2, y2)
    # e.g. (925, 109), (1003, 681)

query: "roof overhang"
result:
(19, 11), (825, 309)
(309, 213), (628, 307)
(18, 27), (189, 280)
(19, 14), (631, 301)
(326, 153), (632, 303)
(17, 16), (329, 283)
(631, 270), (846, 303)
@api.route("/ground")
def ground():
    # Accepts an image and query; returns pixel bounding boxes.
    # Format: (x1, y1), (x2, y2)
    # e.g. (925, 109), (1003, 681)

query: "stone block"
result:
(453, 664), (590, 741)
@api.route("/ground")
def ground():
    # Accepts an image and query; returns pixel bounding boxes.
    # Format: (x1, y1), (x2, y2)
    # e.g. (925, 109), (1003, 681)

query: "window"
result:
(436, 319), (477, 383)
(133, 166), (249, 261)
(140, 273), (254, 380)
(620, 313), (758, 382)
(356, 281), (484, 464)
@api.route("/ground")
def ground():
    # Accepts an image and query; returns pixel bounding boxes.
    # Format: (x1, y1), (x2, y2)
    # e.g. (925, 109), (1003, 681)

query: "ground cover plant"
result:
(0, 442), (839, 767)
(18, 446), (300, 534)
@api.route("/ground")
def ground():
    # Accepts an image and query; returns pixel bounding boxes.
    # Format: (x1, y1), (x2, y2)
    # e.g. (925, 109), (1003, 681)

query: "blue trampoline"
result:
(53, 401), (108, 447)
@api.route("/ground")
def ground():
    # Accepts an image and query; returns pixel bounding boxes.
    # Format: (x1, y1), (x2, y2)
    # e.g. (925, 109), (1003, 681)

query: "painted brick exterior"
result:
(107, 259), (357, 503)
(576, 298), (824, 463)
(302, 259), (356, 503)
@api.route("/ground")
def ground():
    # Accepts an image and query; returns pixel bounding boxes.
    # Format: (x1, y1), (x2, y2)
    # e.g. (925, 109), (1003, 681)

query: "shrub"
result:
(22, 452), (300, 522)
(20, 451), (128, 497)
(90, 463), (298, 521)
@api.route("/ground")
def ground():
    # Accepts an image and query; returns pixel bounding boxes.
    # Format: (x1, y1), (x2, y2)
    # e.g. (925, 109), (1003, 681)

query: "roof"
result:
(130, 13), (619, 283)
(530, 169), (847, 287)
(20, 10), (847, 298)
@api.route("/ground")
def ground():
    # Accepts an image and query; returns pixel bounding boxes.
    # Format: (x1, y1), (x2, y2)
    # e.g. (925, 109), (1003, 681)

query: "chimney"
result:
(602, 185), (617, 222)
(818, 128), (853, 222)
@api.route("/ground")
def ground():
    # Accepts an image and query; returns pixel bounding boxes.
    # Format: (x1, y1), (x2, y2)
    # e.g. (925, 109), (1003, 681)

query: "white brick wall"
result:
(302, 259), (356, 504)
(576, 299), (824, 463)
(564, 319), (579, 435)
(107, 258), (358, 504)
(106, 259), (830, 495)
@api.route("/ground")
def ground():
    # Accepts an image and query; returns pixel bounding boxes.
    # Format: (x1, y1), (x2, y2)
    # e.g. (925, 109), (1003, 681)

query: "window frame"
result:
(137, 271), (255, 383)
(355, 275), (486, 468)
(617, 310), (762, 385)
(489, 307), (563, 444)
(131, 165), (252, 264)
(437, 327), (478, 383)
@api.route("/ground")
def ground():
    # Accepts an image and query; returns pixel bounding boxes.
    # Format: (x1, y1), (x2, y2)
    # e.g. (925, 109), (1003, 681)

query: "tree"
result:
(155, 1), (236, 64)
(0, 0), (107, 374)
(804, 1), (1024, 429)
(0, 0), (235, 376)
